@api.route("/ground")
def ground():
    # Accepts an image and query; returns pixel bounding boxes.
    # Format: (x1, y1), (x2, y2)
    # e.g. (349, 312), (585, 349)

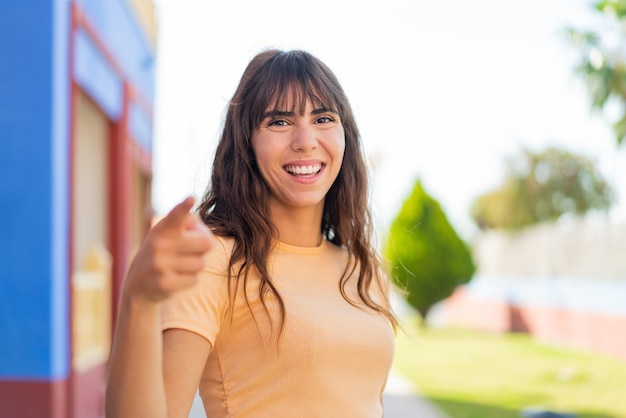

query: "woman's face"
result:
(251, 97), (346, 214)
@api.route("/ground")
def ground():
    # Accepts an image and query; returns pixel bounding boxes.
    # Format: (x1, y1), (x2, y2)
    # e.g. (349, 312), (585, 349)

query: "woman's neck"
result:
(269, 204), (324, 247)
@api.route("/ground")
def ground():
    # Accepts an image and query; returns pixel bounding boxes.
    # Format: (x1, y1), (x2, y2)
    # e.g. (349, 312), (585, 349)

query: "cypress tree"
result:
(385, 179), (476, 322)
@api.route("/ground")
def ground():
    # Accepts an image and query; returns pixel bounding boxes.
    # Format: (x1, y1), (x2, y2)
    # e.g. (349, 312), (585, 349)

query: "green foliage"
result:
(566, 0), (626, 145)
(384, 180), (475, 320)
(471, 147), (613, 230)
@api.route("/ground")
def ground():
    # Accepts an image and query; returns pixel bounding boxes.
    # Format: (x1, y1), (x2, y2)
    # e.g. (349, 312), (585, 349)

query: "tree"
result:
(384, 180), (475, 323)
(566, 0), (626, 146)
(471, 146), (613, 230)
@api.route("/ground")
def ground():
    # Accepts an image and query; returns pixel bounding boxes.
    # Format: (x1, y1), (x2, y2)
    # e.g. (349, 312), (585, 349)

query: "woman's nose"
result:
(291, 124), (317, 152)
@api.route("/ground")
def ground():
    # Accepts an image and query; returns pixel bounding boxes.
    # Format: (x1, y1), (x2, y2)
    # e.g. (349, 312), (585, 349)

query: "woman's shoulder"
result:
(202, 235), (235, 277)
(212, 234), (235, 255)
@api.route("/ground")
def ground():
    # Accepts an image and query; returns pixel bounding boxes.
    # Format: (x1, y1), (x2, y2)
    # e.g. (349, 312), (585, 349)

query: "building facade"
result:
(0, 1), (157, 417)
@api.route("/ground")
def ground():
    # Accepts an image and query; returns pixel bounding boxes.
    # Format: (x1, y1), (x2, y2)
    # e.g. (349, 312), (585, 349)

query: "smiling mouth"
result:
(284, 163), (324, 177)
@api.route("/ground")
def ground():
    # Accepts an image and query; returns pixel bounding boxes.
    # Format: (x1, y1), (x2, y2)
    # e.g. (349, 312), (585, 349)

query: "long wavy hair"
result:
(197, 49), (397, 332)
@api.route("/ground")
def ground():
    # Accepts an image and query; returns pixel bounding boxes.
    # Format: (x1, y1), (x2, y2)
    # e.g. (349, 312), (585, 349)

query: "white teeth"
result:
(285, 163), (322, 175)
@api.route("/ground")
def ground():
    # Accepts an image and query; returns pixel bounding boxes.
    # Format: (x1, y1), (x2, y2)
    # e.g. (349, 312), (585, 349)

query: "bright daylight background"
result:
(151, 0), (626, 240)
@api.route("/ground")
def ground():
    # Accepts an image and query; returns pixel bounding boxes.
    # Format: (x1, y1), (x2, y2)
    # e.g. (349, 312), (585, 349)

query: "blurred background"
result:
(1, 0), (625, 417)
(151, 0), (626, 237)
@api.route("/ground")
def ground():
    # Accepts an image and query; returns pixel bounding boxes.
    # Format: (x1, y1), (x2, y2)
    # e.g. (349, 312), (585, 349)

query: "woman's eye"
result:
(268, 119), (288, 127)
(315, 116), (334, 124)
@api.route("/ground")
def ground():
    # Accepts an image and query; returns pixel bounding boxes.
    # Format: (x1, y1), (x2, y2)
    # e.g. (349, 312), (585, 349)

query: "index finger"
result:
(159, 197), (196, 230)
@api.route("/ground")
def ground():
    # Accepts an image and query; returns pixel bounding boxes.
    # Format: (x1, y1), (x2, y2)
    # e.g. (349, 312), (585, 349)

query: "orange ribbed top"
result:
(161, 237), (395, 418)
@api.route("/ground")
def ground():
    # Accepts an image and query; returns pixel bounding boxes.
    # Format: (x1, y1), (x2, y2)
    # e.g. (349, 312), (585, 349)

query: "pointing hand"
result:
(123, 197), (215, 303)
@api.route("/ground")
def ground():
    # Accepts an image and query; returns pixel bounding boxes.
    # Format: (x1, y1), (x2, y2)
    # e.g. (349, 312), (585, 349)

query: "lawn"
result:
(393, 315), (626, 418)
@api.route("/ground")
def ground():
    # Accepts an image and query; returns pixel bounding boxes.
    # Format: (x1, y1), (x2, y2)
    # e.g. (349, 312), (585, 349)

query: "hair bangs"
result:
(249, 51), (344, 128)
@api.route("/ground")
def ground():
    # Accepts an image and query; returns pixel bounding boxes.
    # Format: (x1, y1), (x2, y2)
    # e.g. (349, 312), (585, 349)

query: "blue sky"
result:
(151, 0), (626, 239)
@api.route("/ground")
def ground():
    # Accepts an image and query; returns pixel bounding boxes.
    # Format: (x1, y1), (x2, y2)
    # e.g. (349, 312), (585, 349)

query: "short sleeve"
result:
(160, 237), (233, 348)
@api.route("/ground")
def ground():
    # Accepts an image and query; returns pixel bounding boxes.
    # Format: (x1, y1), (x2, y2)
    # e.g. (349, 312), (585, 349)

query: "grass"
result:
(393, 315), (626, 418)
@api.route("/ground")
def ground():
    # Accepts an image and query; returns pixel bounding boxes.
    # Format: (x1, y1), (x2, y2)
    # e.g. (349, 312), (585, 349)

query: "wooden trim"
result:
(67, 5), (78, 416)
(109, 83), (132, 329)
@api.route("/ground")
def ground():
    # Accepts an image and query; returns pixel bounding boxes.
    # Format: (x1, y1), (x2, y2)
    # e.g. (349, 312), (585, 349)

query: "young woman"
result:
(105, 49), (397, 418)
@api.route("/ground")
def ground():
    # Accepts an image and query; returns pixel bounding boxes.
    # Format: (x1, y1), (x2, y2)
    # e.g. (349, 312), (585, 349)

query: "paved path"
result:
(187, 371), (448, 418)
(382, 371), (448, 418)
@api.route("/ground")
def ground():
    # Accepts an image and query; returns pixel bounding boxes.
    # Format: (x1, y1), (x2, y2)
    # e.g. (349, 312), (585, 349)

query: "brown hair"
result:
(197, 49), (397, 331)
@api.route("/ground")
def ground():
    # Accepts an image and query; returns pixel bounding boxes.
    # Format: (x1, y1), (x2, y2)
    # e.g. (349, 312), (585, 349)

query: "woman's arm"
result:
(105, 198), (215, 418)
(105, 296), (166, 417)
(163, 329), (212, 416)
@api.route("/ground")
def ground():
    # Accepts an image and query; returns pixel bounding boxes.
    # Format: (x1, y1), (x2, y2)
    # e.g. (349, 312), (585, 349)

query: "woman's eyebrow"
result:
(312, 107), (337, 115)
(261, 110), (294, 119)
(261, 107), (337, 119)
